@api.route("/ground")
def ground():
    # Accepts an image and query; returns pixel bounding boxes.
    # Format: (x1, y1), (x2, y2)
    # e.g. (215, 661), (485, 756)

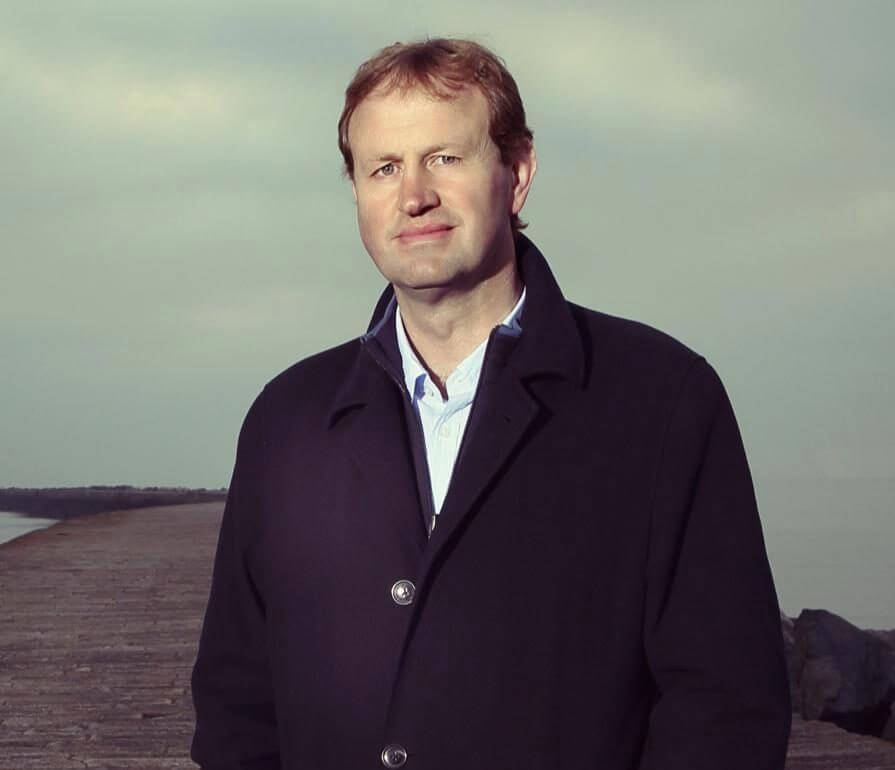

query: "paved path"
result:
(2, 502), (894, 769)
(1, 503), (219, 769)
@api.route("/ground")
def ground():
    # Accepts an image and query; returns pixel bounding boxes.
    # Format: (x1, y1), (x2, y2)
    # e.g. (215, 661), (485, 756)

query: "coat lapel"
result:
(427, 366), (540, 553)
(425, 234), (588, 559)
(327, 318), (430, 552)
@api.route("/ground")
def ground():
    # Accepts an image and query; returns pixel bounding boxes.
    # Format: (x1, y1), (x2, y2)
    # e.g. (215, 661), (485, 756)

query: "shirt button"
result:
(390, 579), (415, 606)
(381, 744), (407, 767)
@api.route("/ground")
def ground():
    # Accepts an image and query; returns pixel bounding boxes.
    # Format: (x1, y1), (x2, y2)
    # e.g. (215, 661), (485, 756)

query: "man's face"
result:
(347, 84), (535, 297)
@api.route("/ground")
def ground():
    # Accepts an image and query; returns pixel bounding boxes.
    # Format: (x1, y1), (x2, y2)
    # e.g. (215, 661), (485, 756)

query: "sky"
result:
(2, 1), (893, 494)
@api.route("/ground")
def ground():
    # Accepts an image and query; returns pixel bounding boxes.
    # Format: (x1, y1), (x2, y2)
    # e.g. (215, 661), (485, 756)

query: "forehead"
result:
(347, 85), (491, 153)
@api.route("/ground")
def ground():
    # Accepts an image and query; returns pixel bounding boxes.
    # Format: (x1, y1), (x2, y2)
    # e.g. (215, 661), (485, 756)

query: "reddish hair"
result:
(338, 38), (534, 231)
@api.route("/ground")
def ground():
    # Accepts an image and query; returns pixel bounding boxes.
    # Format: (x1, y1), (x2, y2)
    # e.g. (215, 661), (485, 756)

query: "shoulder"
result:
(266, 337), (361, 399)
(569, 301), (701, 369)
(238, 337), (362, 433)
(567, 302), (724, 404)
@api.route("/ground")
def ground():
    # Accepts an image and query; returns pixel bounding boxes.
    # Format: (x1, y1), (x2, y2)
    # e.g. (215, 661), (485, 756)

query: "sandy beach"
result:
(1, 502), (893, 769)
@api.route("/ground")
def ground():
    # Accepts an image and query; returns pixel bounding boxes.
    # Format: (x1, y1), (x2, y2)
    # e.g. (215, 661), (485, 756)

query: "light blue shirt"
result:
(395, 289), (526, 530)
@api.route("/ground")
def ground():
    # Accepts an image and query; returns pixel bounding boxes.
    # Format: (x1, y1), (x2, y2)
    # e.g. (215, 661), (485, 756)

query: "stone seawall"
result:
(1, 503), (894, 769)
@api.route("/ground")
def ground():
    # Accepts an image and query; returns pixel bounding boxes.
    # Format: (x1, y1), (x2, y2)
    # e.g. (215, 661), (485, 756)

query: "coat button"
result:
(390, 579), (415, 606)
(381, 743), (407, 767)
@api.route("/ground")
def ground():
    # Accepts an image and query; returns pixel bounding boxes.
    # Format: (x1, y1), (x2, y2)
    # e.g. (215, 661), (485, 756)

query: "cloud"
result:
(2, 39), (236, 133)
(853, 190), (895, 238)
(0, 0), (893, 487)
(500, 8), (755, 130)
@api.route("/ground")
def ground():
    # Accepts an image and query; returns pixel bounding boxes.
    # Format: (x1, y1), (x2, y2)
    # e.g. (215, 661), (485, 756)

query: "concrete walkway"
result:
(1, 503), (219, 769)
(2, 502), (894, 769)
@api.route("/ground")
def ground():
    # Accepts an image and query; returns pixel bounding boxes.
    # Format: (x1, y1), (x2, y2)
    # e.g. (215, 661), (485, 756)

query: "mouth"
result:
(397, 225), (454, 243)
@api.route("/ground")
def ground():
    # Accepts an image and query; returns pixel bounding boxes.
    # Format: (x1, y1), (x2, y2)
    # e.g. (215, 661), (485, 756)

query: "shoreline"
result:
(0, 510), (59, 548)
(0, 485), (227, 520)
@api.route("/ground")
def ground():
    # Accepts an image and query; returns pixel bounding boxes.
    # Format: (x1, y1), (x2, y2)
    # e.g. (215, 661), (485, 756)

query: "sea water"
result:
(0, 510), (58, 547)
(758, 477), (895, 630)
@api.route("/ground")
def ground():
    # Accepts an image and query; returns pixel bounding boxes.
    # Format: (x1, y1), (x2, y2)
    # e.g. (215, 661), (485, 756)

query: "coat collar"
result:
(328, 234), (585, 424)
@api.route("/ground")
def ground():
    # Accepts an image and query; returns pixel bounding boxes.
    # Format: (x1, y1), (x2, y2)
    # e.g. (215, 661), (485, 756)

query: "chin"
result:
(393, 261), (458, 287)
(395, 276), (453, 293)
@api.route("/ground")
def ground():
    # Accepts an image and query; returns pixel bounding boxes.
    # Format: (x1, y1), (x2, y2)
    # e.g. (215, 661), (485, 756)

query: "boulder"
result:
(780, 612), (802, 713)
(791, 609), (895, 738)
(883, 701), (895, 742)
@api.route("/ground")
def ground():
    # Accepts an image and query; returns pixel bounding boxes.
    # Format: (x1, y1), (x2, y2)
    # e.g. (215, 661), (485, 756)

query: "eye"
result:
(433, 154), (460, 166)
(374, 162), (397, 178)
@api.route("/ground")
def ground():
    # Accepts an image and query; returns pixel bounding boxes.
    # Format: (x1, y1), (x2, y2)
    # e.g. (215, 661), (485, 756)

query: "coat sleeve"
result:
(191, 395), (281, 769)
(640, 358), (791, 769)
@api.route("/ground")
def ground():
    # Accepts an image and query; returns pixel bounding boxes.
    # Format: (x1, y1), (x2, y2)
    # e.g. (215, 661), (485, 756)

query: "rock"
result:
(883, 701), (895, 742)
(780, 612), (802, 713)
(792, 609), (895, 739)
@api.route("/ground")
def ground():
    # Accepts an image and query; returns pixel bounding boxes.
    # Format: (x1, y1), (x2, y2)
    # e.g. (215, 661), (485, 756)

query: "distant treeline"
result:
(0, 486), (228, 519)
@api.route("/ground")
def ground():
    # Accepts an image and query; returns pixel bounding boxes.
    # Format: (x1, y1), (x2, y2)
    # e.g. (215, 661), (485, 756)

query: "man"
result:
(191, 38), (791, 769)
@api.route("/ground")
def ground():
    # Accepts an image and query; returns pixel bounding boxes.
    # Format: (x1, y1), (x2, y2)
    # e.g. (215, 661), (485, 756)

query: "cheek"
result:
(488, 170), (512, 210)
(355, 202), (379, 245)
(355, 201), (392, 266)
(355, 187), (391, 228)
(473, 174), (512, 236)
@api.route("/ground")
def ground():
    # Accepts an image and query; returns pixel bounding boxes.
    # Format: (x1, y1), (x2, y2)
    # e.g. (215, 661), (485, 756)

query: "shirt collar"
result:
(395, 287), (527, 402)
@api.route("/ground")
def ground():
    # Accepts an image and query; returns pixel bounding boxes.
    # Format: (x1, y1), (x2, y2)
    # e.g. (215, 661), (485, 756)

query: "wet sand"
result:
(1, 502), (893, 769)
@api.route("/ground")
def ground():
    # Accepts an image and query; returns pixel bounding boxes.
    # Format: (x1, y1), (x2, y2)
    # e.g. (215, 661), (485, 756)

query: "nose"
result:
(399, 168), (439, 217)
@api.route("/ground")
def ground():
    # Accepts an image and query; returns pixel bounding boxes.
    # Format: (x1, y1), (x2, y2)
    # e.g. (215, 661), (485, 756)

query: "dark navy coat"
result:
(191, 235), (791, 769)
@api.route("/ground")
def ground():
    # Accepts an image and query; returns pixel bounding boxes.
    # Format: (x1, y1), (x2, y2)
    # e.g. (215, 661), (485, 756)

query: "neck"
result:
(396, 259), (522, 397)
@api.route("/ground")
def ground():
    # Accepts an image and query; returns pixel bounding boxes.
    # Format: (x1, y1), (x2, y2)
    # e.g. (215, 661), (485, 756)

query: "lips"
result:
(397, 224), (454, 241)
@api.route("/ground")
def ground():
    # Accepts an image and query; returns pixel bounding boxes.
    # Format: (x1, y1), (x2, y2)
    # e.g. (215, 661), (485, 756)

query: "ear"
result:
(351, 179), (358, 203)
(509, 144), (537, 216)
